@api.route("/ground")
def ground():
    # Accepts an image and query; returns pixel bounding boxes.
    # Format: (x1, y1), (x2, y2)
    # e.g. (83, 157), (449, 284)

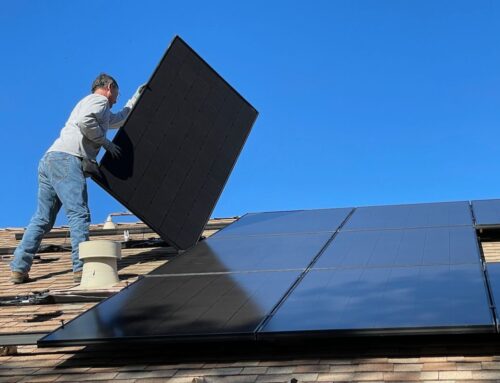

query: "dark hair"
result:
(91, 73), (119, 92)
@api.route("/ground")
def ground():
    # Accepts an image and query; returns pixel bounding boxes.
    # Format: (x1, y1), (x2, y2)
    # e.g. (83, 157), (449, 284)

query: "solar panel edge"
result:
(173, 36), (259, 114)
(471, 199), (500, 227)
(87, 176), (186, 249)
(38, 277), (146, 346)
(38, 271), (302, 346)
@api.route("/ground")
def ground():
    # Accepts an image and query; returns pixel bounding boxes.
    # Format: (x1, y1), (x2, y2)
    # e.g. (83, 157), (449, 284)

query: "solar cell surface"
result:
(39, 271), (301, 346)
(343, 201), (473, 231)
(93, 36), (258, 250)
(314, 226), (480, 269)
(152, 232), (332, 274)
(215, 208), (353, 237)
(261, 264), (494, 336)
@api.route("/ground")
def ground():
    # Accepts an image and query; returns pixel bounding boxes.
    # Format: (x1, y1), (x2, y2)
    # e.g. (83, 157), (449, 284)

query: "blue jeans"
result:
(11, 151), (90, 273)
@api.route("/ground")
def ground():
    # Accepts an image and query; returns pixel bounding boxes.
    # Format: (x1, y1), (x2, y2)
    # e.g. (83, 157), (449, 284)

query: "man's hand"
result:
(126, 83), (147, 109)
(104, 139), (121, 158)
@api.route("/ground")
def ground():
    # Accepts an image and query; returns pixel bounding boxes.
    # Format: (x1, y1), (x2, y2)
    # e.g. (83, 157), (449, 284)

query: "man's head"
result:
(91, 73), (119, 106)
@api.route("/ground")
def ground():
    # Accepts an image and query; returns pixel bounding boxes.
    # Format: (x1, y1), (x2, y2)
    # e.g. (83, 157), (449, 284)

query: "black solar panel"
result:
(343, 201), (472, 231)
(151, 232), (332, 275)
(485, 263), (500, 332)
(261, 264), (494, 336)
(472, 199), (500, 228)
(215, 208), (353, 237)
(39, 271), (300, 346)
(314, 226), (480, 269)
(93, 36), (258, 250)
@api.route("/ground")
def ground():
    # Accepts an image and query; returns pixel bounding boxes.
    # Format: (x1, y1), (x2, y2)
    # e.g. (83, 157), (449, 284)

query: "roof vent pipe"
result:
(102, 211), (137, 229)
(78, 240), (121, 289)
(102, 215), (116, 230)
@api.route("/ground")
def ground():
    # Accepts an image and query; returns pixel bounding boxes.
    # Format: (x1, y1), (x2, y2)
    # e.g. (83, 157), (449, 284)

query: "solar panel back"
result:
(93, 36), (258, 249)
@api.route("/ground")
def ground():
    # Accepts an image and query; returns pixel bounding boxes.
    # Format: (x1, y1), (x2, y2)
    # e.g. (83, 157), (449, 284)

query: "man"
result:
(10, 73), (144, 284)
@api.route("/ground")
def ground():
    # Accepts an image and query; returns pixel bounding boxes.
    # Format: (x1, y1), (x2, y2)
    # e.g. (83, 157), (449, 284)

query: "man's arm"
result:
(108, 106), (131, 129)
(76, 96), (120, 157)
(76, 96), (109, 146)
(108, 84), (147, 129)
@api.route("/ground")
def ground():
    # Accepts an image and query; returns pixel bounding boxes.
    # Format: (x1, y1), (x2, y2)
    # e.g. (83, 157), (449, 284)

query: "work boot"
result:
(10, 271), (29, 284)
(73, 270), (82, 284)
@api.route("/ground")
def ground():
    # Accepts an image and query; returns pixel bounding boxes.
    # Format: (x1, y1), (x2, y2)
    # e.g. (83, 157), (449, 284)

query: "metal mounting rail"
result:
(0, 332), (47, 346)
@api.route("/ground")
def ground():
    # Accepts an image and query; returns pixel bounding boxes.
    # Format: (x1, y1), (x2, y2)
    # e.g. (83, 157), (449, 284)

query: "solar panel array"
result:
(40, 200), (500, 347)
(93, 36), (258, 250)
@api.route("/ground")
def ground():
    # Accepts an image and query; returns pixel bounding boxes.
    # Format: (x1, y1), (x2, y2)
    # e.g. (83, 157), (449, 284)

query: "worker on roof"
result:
(10, 73), (144, 284)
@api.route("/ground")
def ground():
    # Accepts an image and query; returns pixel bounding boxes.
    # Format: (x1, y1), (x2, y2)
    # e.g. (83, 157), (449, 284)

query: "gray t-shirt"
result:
(47, 93), (131, 160)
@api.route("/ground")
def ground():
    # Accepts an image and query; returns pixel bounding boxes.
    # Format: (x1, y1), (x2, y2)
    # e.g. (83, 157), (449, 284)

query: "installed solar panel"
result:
(261, 264), (494, 336)
(93, 36), (258, 250)
(39, 271), (300, 346)
(472, 199), (500, 228)
(343, 201), (472, 231)
(485, 263), (500, 331)
(151, 232), (332, 274)
(215, 208), (353, 238)
(314, 226), (480, 269)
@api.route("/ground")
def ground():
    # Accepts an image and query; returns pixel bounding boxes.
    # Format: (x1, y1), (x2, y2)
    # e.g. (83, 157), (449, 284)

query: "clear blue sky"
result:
(1, 0), (499, 227)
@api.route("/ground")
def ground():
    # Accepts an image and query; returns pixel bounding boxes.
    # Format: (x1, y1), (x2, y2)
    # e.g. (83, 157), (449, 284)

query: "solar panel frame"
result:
(93, 36), (258, 250)
(484, 263), (500, 332)
(471, 199), (500, 228)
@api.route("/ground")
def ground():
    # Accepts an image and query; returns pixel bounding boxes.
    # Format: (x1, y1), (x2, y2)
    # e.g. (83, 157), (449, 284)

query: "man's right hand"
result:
(104, 140), (121, 158)
(125, 83), (147, 109)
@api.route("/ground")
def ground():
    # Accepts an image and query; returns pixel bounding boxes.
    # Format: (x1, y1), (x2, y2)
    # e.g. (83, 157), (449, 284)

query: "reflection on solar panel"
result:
(343, 201), (472, 231)
(314, 226), (480, 269)
(261, 265), (493, 335)
(39, 201), (498, 347)
(215, 208), (353, 237)
(151, 232), (332, 274)
(39, 271), (301, 346)
(472, 199), (500, 228)
(93, 36), (258, 250)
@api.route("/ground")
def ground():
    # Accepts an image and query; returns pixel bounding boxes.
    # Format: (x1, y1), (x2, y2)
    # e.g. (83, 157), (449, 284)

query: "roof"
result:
(2, 218), (500, 382)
